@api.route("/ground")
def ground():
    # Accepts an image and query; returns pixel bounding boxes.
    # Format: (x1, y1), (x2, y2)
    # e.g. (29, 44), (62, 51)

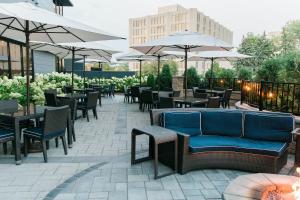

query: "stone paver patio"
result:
(0, 95), (296, 200)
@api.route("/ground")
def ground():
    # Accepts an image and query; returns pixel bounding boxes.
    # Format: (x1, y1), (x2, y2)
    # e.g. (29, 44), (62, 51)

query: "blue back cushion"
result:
(162, 112), (201, 136)
(201, 110), (243, 137)
(244, 113), (294, 142)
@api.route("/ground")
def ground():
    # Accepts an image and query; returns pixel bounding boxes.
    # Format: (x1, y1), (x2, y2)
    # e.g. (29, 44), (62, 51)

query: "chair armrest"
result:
(177, 132), (190, 155)
(292, 128), (300, 136)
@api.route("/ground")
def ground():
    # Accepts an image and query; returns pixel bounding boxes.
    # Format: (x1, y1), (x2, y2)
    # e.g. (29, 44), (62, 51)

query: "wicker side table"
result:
(131, 126), (178, 179)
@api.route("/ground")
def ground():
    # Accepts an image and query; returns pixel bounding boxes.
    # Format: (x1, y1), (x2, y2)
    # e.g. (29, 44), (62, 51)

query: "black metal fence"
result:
(199, 78), (243, 91)
(241, 80), (300, 116)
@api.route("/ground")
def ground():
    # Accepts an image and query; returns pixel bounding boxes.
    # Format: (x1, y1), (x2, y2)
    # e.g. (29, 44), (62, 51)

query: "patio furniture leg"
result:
(72, 122), (76, 142)
(3, 142), (7, 154)
(67, 111), (73, 147)
(86, 111), (90, 122)
(24, 135), (28, 157)
(131, 133), (136, 165)
(154, 143), (158, 179)
(42, 140), (48, 163)
(93, 109), (98, 119)
(295, 134), (300, 165)
(14, 119), (21, 165)
(55, 138), (59, 147)
(61, 136), (68, 155)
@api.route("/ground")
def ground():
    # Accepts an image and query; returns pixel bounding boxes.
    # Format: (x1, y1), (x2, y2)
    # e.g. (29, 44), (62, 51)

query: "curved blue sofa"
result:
(150, 109), (295, 174)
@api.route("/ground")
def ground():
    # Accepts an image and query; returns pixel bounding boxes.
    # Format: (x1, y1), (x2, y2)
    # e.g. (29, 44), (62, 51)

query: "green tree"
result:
(142, 62), (157, 76)
(163, 60), (178, 76)
(146, 74), (156, 89)
(237, 67), (252, 80)
(158, 64), (172, 90)
(281, 20), (300, 53)
(256, 58), (282, 82)
(218, 68), (236, 79)
(186, 67), (200, 89)
(204, 62), (221, 79)
(279, 51), (300, 83)
(235, 33), (275, 71)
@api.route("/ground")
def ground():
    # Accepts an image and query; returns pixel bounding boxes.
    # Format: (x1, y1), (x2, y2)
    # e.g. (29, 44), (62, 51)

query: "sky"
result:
(64, 0), (300, 52)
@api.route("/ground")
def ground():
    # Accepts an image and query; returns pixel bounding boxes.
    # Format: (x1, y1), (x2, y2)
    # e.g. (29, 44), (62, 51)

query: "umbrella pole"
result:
(71, 47), (75, 93)
(210, 58), (214, 90)
(157, 55), (161, 91)
(139, 60), (142, 86)
(184, 48), (188, 98)
(83, 55), (86, 89)
(25, 20), (30, 115)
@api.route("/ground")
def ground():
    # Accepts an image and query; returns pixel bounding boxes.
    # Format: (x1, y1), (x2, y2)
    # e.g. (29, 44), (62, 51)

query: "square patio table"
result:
(173, 97), (208, 108)
(131, 125), (178, 179)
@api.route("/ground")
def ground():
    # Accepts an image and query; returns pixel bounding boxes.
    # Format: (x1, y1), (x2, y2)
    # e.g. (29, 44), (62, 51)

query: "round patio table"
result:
(173, 97), (208, 108)
(57, 93), (86, 100)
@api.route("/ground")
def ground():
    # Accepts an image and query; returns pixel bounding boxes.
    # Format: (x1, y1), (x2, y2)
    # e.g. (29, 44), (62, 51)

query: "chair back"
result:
(140, 90), (154, 104)
(195, 89), (206, 93)
(173, 91), (181, 97)
(158, 97), (174, 109)
(44, 92), (58, 107)
(45, 89), (57, 94)
(59, 98), (77, 121)
(63, 86), (73, 94)
(86, 92), (99, 108)
(223, 89), (233, 101)
(194, 92), (208, 99)
(158, 91), (172, 98)
(0, 99), (18, 115)
(207, 97), (220, 108)
(131, 86), (140, 98)
(43, 106), (69, 136)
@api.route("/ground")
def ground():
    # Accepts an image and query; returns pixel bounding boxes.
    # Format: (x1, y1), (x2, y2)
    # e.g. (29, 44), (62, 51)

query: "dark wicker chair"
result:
(173, 91), (181, 97)
(140, 90), (158, 112)
(89, 85), (102, 106)
(44, 91), (61, 107)
(206, 97), (220, 108)
(130, 86), (140, 103)
(63, 86), (73, 94)
(158, 97), (174, 109)
(124, 85), (131, 103)
(77, 92), (98, 122)
(59, 98), (77, 142)
(194, 92), (208, 99)
(23, 106), (69, 162)
(220, 89), (232, 108)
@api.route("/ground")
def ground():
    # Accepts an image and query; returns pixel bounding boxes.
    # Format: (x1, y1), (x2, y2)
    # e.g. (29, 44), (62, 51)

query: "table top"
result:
(57, 93), (86, 99)
(132, 125), (177, 143)
(173, 97), (208, 104)
(205, 89), (225, 94)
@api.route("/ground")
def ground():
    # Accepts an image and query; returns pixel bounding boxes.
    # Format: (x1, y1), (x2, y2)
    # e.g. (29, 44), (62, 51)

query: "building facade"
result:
(0, 0), (72, 78)
(128, 5), (233, 74)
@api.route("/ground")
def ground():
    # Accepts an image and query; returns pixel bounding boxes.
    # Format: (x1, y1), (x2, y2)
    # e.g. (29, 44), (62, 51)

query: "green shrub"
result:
(158, 64), (172, 90)
(146, 74), (156, 89)
(186, 67), (200, 89)
(237, 67), (252, 80)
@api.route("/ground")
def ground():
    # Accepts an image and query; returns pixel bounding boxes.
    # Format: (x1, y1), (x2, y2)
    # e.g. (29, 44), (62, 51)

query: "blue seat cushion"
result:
(162, 112), (201, 136)
(0, 129), (14, 140)
(244, 113), (294, 142)
(189, 135), (288, 157)
(201, 110), (243, 137)
(24, 128), (65, 140)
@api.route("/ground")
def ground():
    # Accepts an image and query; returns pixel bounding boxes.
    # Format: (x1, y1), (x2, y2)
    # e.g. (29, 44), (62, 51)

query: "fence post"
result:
(240, 80), (244, 105)
(259, 80), (265, 111)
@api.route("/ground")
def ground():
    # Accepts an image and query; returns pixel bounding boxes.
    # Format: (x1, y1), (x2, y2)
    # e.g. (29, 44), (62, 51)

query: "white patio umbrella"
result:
(76, 58), (109, 72)
(132, 31), (233, 97)
(116, 52), (156, 85)
(31, 41), (119, 88)
(0, 2), (124, 114)
(117, 51), (182, 88)
(188, 51), (252, 89)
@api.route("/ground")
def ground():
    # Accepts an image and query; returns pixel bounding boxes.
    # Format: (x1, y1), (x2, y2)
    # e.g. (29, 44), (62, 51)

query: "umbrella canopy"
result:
(76, 58), (109, 64)
(188, 51), (252, 89)
(188, 51), (252, 62)
(116, 52), (156, 85)
(132, 31), (233, 97)
(31, 41), (119, 88)
(0, 2), (124, 115)
(0, 2), (123, 43)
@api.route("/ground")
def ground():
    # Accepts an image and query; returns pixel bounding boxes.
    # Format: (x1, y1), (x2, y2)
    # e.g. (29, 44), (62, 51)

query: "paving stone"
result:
(146, 190), (173, 200)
